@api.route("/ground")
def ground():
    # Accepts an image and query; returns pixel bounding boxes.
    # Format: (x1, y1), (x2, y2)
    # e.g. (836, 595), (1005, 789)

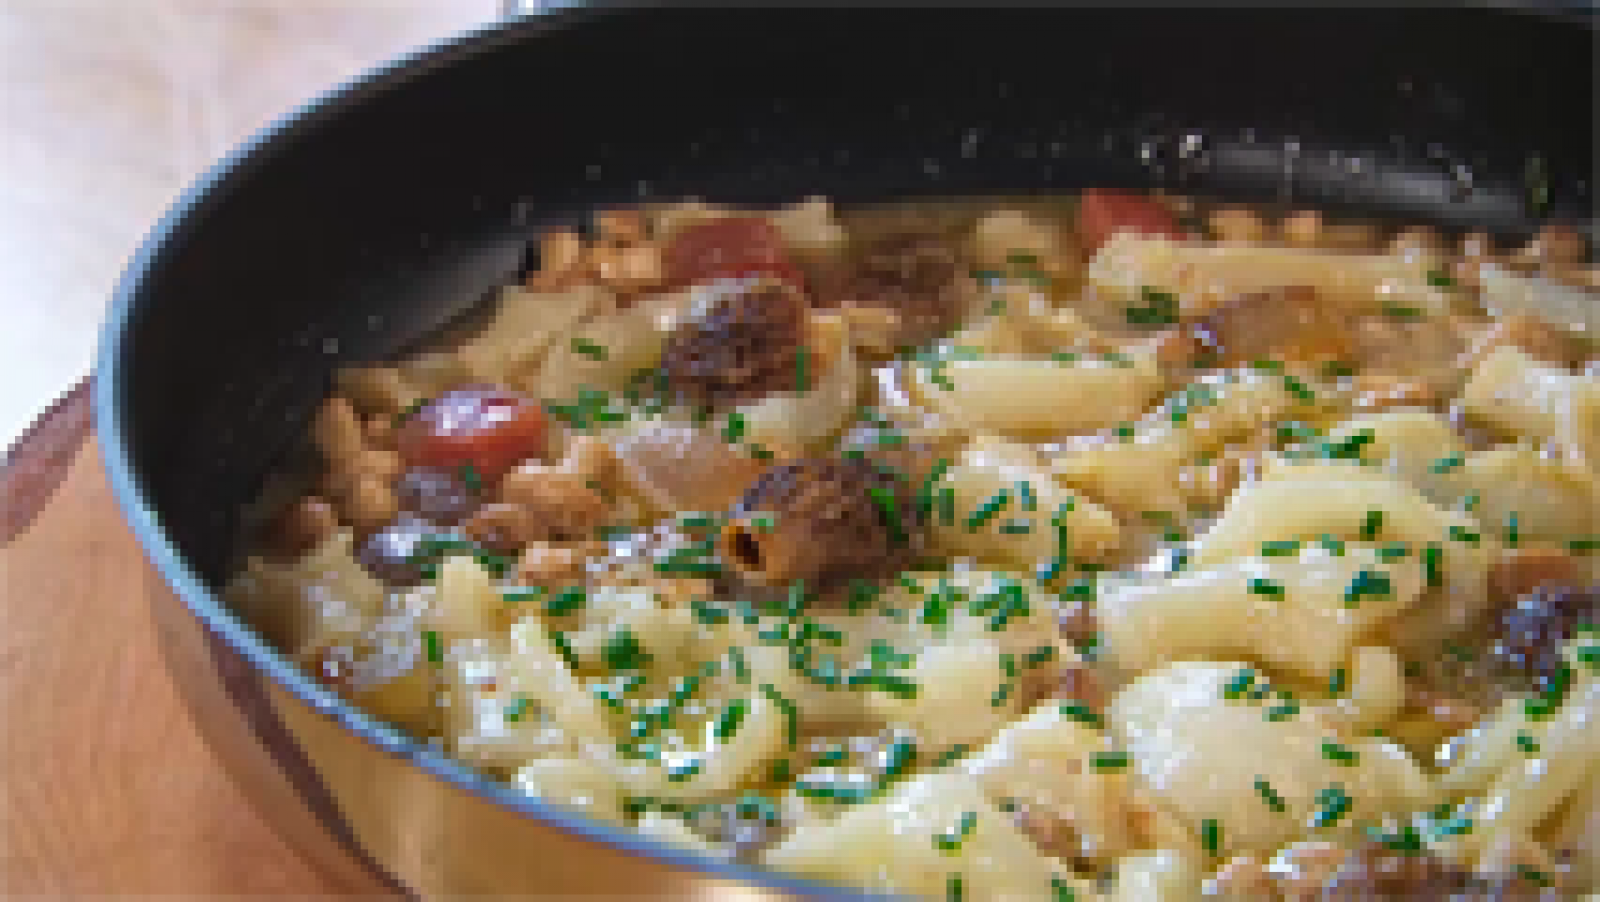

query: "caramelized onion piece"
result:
(1192, 286), (1354, 366)
(609, 423), (770, 516)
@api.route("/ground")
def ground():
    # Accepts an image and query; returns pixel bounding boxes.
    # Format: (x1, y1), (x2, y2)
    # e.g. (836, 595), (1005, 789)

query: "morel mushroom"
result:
(659, 276), (809, 408)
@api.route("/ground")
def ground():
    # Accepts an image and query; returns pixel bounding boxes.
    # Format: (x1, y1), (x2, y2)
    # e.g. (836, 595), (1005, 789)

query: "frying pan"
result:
(93, 5), (1593, 898)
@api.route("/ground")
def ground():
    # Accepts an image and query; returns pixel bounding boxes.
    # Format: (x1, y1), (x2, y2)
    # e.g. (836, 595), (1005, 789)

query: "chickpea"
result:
(335, 365), (418, 416)
(594, 208), (647, 246)
(1280, 210), (1323, 248)
(591, 242), (665, 295)
(1204, 856), (1278, 901)
(462, 503), (538, 554)
(312, 396), (367, 465)
(344, 475), (398, 536)
(265, 495), (338, 558)
(497, 470), (608, 541)
(1516, 222), (1588, 273)
(517, 542), (587, 586)
(1208, 207), (1267, 244)
(1387, 226), (1447, 268)
(364, 414), (396, 449)
(525, 227), (586, 290)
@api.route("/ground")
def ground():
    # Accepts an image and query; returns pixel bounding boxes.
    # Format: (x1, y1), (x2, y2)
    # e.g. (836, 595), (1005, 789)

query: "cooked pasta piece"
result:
(738, 313), (860, 456)
(764, 771), (1077, 898)
(1108, 661), (1435, 855)
(1098, 545), (1423, 677)
(911, 353), (1164, 436)
(1461, 344), (1599, 463)
(513, 756), (628, 824)
(964, 701), (1134, 865)
(455, 283), (614, 387)
(1087, 233), (1455, 318)
(1310, 409), (1468, 502)
(1109, 850), (1202, 902)
(932, 436), (1122, 572)
(1453, 442), (1600, 546)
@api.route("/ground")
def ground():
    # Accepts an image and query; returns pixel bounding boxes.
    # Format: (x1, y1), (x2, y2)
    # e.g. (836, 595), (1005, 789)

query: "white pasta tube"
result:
(432, 555), (499, 639)
(1192, 464), (1496, 636)
(1327, 645), (1406, 733)
(1462, 345), (1599, 463)
(1454, 442), (1600, 545)
(1098, 545), (1423, 678)
(228, 530), (386, 652)
(1110, 850), (1202, 902)
(526, 289), (688, 401)
(643, 691), (787, 801)
(969, 209), (1080, 282)
(931, 438), (1122, 571)
(1088, 233), (1454, 318)
(965, 702), (1132, 865)
(1440, 696), (1532, 796)
(1467, 677), (1600, 854)
(738, 313), (860, 455)
(1050, 430), (1192, 518)
(1479, 263), (1598, 336)
(513, 756), (628, 824)
(868, 639), (1023, 751)
(1109, 661), (1435, 854)
(505, 615), (616, 752)
(764, 771), (1071, 899)
(454, 283), (613, 387)
(1312, 409), (1469, 503)
(911, 353), (1164, 436)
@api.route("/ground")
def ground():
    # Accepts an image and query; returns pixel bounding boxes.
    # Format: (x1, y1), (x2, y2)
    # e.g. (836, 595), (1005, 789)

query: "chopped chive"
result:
(947, 874), (964, 902)
(1423, 544), (1444, 587)
(1376, 542), (1411, 562)
(502, 695), (533, 723)
(1505, 512), (1519, 547)
(393, 396), (428, 425)
(1265, 700), (1300, 722)
(935, 811), (979, 854)
(1328, 667), (1348, 697)
(1311, 785), (1351, 828)
(721, 412), (746, 443)
(1261, 540), (1302, 557)
(666, 758), (703, 782)
(795, 345), (811, 393)
(759, 683), (799, 748)
(456, 462), (484, 494)
(1051, 351), (1080, 364)
(1426, 269), (1456, 289)
(423, 629), (443, 664)
(1015, 480), (1037, 512)
(1381, 302), (1423, 320)
(1024, 645), (1057, 668)
(1321, 741), (1360, 766)
(713, 698), (749, 742)
(1448, 525), (1479, 545)
(966, 489), (1011, 531)
(918, 458), (952, 516)
(570, 336), (608, 360)
(1344, 570), (1392, 607)
(1429, 455), (1464, 474)
(1249, 578), (1285, 599)
(502, 587), (546, 604)
(1322, 361), (1357, 379)
(1514, 865), (1550, 887)
(1516, 731), (1540, 755)
(1052, 877), (1076, 901)
(545, 586), (588, 616)
(1248, 777), (1286, 812)
(882, 737), (918, 780)
(1360, 509), (1384, 541)
(1319, 535), (1347, 556)
(939, 486), (956, 526)
(1577, 645), (1599, 672)
(1282, 375), (1315, 402)
(1201, 818), (1222, 856)
(998, 518), (1032, 535)
(1568, 536), (1599, 553)
(549, 631), (578, 669)
(1461, 492), (1480, 512)
(1223, 669), (1257, 700)
(602, 627), (650, 672)
(1090, 751), (1130, 772)
(867, 486), (907, 547)
(1114, 422), (1136, 441)
(1058, 702), (1103, 728)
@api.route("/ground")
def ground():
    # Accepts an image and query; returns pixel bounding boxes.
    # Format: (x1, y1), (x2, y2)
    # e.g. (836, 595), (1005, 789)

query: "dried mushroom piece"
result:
(812, 233), (973, 348)
(660, 276), (808, 408)
(719, 457), (921, 592)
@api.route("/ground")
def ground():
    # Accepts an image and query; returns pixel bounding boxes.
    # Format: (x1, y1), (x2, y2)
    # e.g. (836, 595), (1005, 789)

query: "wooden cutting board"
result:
(0, 416), (392, 895)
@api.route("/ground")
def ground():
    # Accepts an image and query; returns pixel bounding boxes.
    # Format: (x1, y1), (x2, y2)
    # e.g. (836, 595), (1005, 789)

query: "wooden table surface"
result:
(0, 438), (393, 896)
(0, 6), (493, 891)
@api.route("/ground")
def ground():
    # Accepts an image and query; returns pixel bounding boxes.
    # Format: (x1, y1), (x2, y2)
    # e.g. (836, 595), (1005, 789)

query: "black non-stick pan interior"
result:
(110, 6), (1591, 586)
